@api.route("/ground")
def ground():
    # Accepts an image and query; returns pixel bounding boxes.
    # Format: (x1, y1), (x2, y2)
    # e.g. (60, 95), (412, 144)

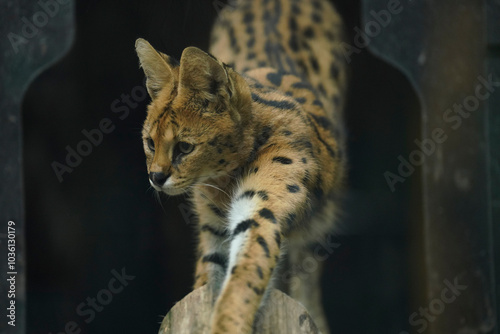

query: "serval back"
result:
(135, 0), (347, 333)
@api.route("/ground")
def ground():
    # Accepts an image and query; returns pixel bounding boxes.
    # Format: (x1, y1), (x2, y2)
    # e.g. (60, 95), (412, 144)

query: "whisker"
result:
(197, 182), (230, 197)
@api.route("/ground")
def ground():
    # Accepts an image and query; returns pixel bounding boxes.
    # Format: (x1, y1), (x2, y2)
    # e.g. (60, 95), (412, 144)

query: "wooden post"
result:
(158, 285), (320, 334)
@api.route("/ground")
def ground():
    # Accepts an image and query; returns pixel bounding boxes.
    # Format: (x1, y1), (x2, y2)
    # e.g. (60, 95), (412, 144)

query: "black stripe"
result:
(239, 190), (256, 200)
(272, 156), (293, 164)
(251, 93), (296, 110)
(233, 219), (259, 236)
(311, 114), (334, 131)
(257, 190), (269, 201)
(257, 236), (270, 257)
(208, 204), (225, 218)
(312, 99), (323, 107)
(243, 12), (254, 24)
(274, 230), (281, 248)
(291, 139), (313, 152)
(309, 117), (337, 158)
(287, 184), (300, 193)
(291, 81), (314, 90)
(202, 253), (227, 268)
(253, 287), (265, 295)
(257, 266), (264, 279)
(259, 208), (277, 223)
(201, 224), (227, 237)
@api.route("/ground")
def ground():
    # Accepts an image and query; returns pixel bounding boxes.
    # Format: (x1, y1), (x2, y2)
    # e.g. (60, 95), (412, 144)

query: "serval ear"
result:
(178, 46), (231, 102)
(135, 38), (179, 99)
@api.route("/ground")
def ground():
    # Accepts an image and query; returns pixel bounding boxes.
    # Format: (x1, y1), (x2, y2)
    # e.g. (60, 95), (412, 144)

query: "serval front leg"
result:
(192, 190), (230, 295)
(210, 150), (310, 334)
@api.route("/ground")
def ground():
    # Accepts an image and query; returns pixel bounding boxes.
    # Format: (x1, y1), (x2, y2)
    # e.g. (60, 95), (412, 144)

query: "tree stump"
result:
(158, 285), (320, 334)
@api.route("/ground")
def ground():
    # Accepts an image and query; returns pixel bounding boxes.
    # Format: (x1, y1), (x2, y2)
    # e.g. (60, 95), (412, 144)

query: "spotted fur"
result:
(135, 0), (346, 333)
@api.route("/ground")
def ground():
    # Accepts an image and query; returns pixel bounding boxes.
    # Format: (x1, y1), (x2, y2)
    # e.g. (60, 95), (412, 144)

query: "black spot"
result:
(208, 136), (219, 146)
(330, 63), (340, 79)
(257, 190), (269, 201)
(312, 99), (323, 107)
(252, 167), (259, 174)
(289, 17), (298, 31)
(304, 27), (315, 38)
(291, 81), (313, 90)
(217, 147), (223, 154)
(291, 3), (301, 14)
(231, 265), (238, 274)
(251, 93), (296, 110)
(313, 175), (324, 199)
(283, 130), (292, 136)
(258, 127), (272, 145)
(259, 208), (277, 223)
(245, 299), (250, 304)
(257, 236), (270, 257)
(248, 126), (272, 163)
(285, 213), (296, 228)
(266, 72), (283, 86)
(274, 230), (281, 248)
(295, 97), (306, 104)
(253, 287), (264, 295)
(287, 184), (300, 193)
(302, 158), (307, 163)
(219, 159), (226, 164)
(273, 156), (293, 164)
(285, 91), (293, 96)
(296, 60), (308, 76)
(257, 61), (267, 67)
(301, 40), (311, 50)
(247, 52), (256, 60)
(247, 38), (255, 48)
(299, 313), (307, 326)
(257, 266), (264, 279)
(313, 184), (324, 199)
(311, 12), (322, 23)
(233, 219), (259, 236)
(289, 35), (299, 52)
(202, 253), (227, 269)
(201, 224), (227, 237)
(263, 10), (271, 21)
(318, 83), (326, 95)
(246, 26), (254, 34)
(310, 56), (319, 72)
(243, 12), (254, 23)
(239, 190), (256, 199)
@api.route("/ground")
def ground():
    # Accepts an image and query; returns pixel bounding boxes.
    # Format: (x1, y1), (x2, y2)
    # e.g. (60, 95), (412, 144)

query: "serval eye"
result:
(178, 141), (194, 154)
(147, 138), (155, 152)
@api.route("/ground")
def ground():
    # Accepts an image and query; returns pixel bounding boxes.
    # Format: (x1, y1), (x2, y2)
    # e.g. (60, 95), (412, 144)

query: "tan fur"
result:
(136, 0), (346, 333)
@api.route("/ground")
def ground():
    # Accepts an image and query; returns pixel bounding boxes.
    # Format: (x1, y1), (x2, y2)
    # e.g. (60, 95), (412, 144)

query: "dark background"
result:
(22, 0), (421, 333)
